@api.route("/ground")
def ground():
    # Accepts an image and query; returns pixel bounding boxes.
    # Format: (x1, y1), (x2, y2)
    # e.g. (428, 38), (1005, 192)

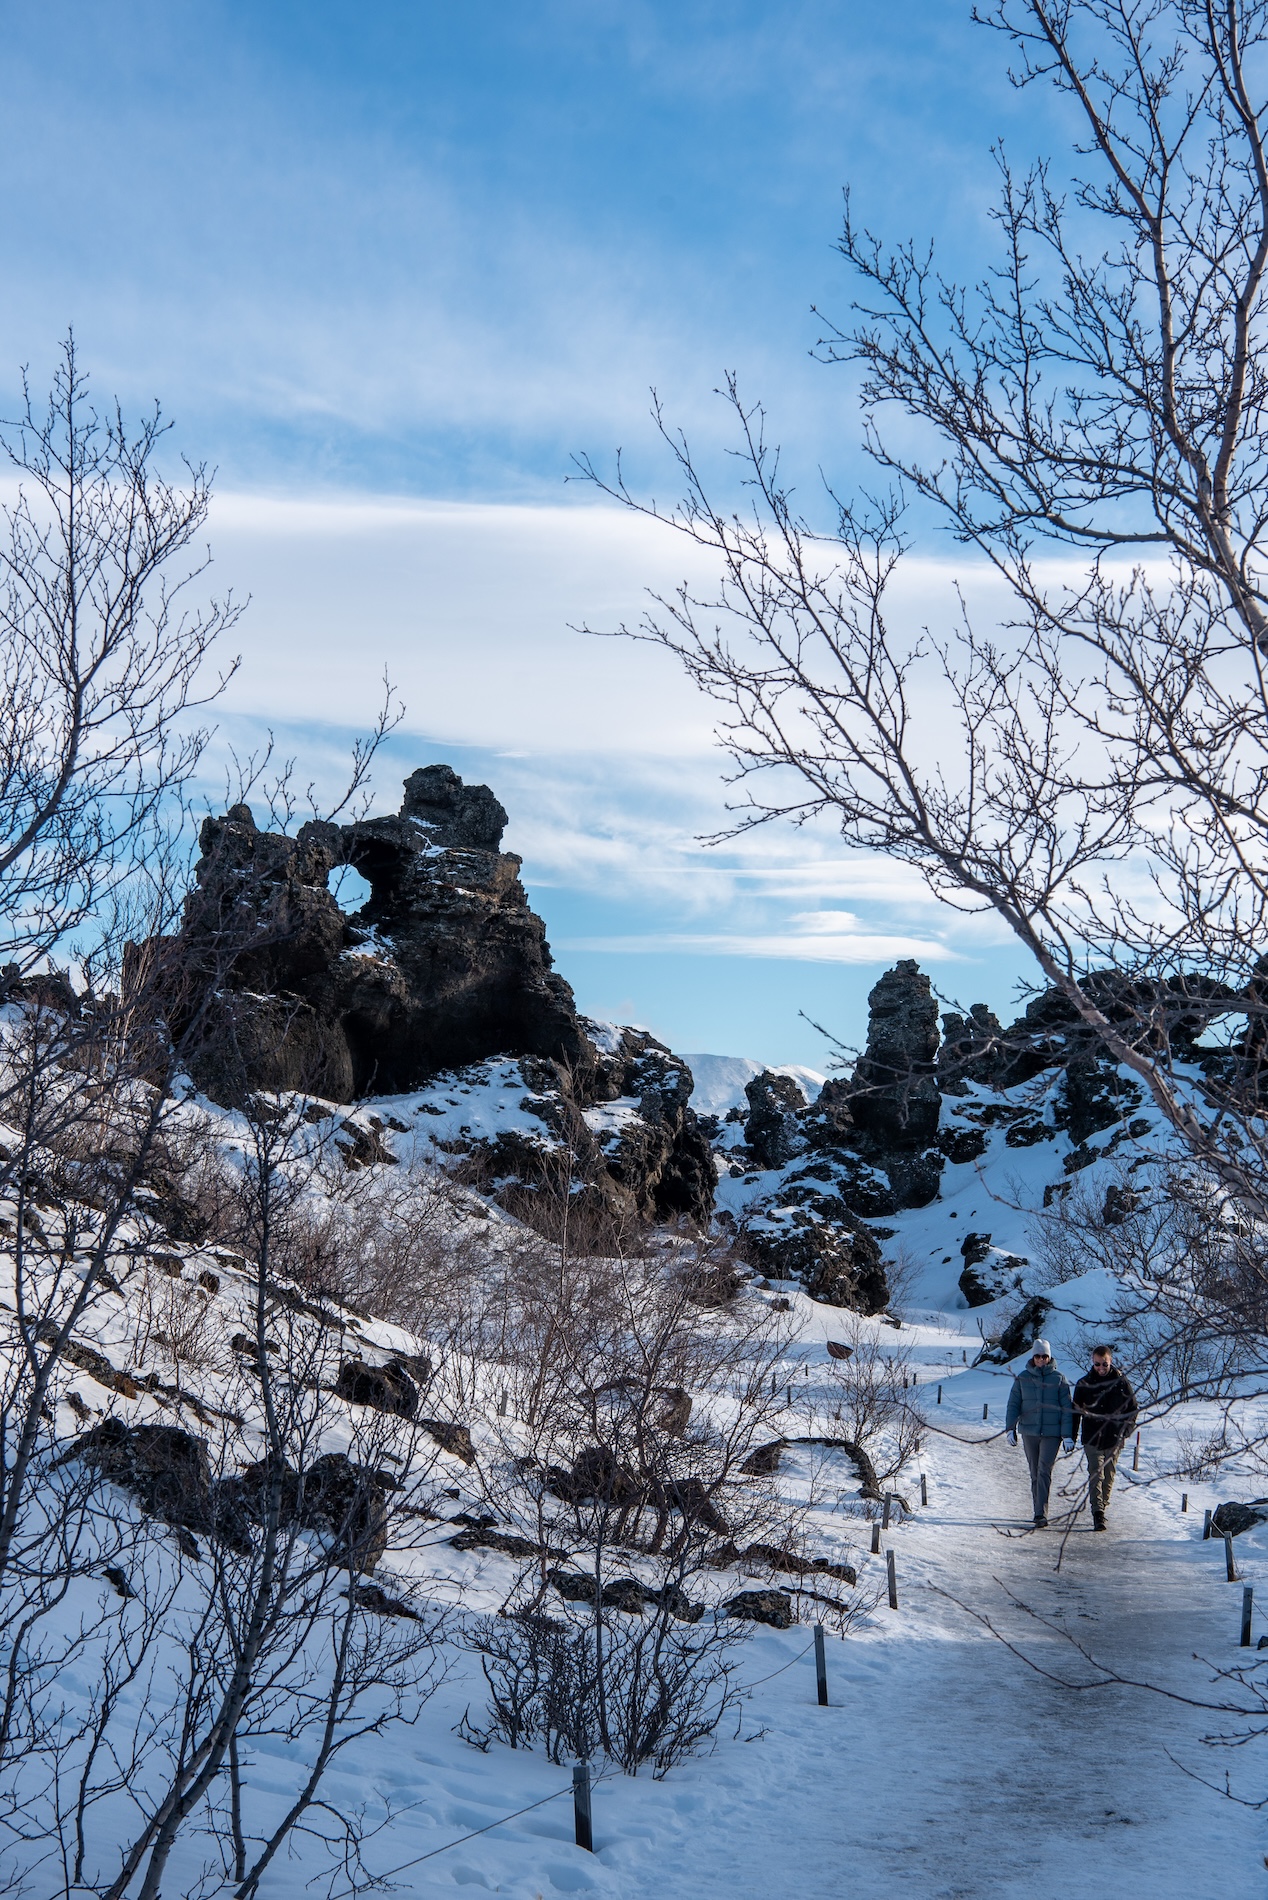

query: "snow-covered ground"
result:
(9, 1040), (1268, 1896)
(68, 1292), (1266, 1898)
(359, 1423), (1266, 1900)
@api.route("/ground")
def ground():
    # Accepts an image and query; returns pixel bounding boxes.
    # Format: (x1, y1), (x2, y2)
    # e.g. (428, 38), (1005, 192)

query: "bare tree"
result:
(83, 1094), (446, 1900)
(580, 0), (1268, 1222)
(818, 1317), (924, 1488)
(0, 333), (238, 978)
(1032, 1158), (1268, 1461)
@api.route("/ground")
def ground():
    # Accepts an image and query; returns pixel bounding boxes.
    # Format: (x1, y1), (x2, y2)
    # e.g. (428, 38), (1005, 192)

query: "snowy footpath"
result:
(317, 1400), (1268, 1900)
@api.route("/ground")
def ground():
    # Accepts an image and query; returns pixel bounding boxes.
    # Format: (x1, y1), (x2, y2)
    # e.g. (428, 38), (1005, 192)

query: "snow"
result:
(8, 1036), (1268, 1894)
(112, 1345), (1260, 1900)
(581, 1019), (628, 1057)
(582, 1098), (643, 1147)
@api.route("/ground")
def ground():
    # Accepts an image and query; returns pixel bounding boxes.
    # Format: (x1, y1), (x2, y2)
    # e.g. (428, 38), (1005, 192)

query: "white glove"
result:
(1006, 1430), (1017, 1447)
(1062, 1438), (1074, 1453)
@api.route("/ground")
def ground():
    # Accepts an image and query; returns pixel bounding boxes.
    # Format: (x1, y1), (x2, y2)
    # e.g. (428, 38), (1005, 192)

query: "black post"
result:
(1226, 1532), (1238, 1583)
(814, 1623), (828, 1706)
(573, 1763), (593, 1852)
(937, 1384), (943, 1405)
(983, 1403), (989, 1421)
(498, 1388), (508, 1417)
(882, 1494), (892, 1530)
(886, 1547), (898, 1610)
(1203, 1508), (1212, 1541)
(920, 1473), (928, 1508)
(1132, 1431), (1141, 1472)
(1242, 1585), (1254, 1647)
(1181, 1493), (1188, 1513)
(871, 1520), (881, 1554)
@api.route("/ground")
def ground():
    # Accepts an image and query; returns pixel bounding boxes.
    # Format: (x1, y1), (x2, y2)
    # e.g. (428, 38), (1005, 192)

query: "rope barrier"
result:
(734, 1637), (818, 1693)
(918, 1416), (1008, 1445)
(372, 1783), (576, 1878)
(349, 1764), (624, 1889)
(324, 1629), (824, 1895)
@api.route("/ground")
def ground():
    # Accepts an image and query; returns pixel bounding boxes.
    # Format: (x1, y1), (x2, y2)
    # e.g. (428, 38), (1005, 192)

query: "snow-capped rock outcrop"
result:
(134, 765), (717, 1228)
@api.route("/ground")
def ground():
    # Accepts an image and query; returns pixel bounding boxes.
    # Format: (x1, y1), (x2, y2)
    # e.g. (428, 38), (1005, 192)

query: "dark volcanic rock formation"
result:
(742, 1202), (890, 1312)
(743, 1071), (807, 1169)
(582, 1028), (717, 1223)
(847, 961), (942, 1151)
(158, 766), (588, 1103)
(136, 766), (716, 1227)
(455, 1030), (716, 1229)
(938, 1003), (1007, 1091)
(842, 960), (944, 1208)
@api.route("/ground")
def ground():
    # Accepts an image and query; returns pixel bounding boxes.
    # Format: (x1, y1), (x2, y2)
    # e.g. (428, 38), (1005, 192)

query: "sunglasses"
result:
(1031, 1353), (1051, 1361)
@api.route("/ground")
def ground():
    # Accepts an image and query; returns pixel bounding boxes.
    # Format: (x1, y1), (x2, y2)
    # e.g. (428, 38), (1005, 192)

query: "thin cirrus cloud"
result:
(557, 923), (961, 965)
(203, 491), (1027, 997)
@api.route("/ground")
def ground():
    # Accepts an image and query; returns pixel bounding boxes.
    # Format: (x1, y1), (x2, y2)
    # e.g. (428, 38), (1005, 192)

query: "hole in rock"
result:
(329, 865), (373, 913)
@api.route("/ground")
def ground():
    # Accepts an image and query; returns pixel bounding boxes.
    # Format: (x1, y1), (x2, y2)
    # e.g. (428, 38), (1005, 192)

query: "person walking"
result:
(1005, 1340), (1074, 1527)
(1073, 1344), (1138, 1531)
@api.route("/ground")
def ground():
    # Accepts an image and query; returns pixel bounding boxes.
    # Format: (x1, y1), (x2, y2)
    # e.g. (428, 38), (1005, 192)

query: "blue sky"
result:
(0, 1), (1057, 1065)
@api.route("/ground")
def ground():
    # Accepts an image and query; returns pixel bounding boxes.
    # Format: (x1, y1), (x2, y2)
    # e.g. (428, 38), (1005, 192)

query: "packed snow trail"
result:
(612, 1427), (1262, 1900)
(375, 1419), (1265, 1900)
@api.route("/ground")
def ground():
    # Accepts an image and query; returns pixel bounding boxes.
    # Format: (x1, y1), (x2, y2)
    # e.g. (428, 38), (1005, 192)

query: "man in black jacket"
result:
(1073, 1345), (1138, 1531)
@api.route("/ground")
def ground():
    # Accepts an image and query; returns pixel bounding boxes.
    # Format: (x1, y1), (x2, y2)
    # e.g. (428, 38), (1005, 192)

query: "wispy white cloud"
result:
(557, 929), (960, 963)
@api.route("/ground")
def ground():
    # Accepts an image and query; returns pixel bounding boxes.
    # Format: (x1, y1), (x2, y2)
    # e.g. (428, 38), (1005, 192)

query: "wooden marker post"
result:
(1203, 1508), (1212, 1541)
(871, 1520), (881, 1555)
(886, 1548), (898, 1610)
(814, 1623), (828, 1706)
(937, 1384), (943, 1405)
(1181, 1493), (1188, 1513)
(983, 1403), (989, 1421)
(882, 1494), (892, 1530)
(1132, 1431), (1141, 1472)
(1226, 1532), (1238, 1583)
(498, 1388), (508, 1417)
(573, 1763), (593, 1852)
(1242, 1586), (1254, 1647)
(920, 1473), (928, 1508)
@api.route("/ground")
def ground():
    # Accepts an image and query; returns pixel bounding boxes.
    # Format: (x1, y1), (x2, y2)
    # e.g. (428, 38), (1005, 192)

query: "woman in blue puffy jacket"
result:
(1004, 1340), (1074, 1527)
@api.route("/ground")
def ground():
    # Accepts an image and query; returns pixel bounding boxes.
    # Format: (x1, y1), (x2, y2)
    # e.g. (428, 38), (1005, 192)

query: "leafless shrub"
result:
(82, 1095), (450, 1900)
(1172, 1426), (1230, 1482)
(130, 1269), (227, 1381)
(820, 1317), (923, 1484)
(464, 1601), (746, 1777)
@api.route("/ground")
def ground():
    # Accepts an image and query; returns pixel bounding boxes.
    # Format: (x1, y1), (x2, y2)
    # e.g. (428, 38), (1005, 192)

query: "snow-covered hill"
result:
(3, 967), (1267, 1897)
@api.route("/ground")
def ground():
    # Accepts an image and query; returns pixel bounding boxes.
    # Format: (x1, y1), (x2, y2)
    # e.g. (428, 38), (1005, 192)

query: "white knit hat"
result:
(1031, 1339), (1052, 1359)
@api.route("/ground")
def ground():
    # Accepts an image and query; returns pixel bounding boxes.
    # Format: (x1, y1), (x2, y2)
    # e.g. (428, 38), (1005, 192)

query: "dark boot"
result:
(1093, 1512), (1107, 1531)
(1033, 1514), (1048, 1527)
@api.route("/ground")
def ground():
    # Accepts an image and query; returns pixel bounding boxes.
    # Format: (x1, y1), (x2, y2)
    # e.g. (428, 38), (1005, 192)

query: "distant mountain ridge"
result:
(681, 1054), (825, 1117)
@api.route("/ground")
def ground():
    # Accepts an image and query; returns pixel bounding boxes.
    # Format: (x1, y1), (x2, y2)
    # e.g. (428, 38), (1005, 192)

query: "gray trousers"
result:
(1022, 1434), (1061, 1519)
(1085, 1446), (1120, 1516)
